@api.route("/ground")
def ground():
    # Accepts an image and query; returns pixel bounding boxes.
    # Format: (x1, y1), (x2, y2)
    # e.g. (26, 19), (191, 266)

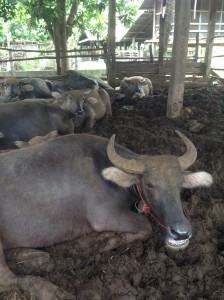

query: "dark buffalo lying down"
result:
(0, 100), (74, 149)
(0, 71), (97, 102)
(0, 132), (212, 299)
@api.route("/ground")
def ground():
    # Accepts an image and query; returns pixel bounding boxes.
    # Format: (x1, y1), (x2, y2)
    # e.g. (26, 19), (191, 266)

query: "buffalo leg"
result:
(0, 239), (75, 299)
(0, 239), (17, 291)
(98, 230), (151, 253)
(84, 105), (96, 129)
(89, 209), (152, 252)
(6, 248), (55, 274)
(98, 89), (112, 116)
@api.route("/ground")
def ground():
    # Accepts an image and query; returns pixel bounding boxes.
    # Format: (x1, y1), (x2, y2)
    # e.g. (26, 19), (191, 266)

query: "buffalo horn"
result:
(175, 130), (197, 170)
(107, 134), (144, 174)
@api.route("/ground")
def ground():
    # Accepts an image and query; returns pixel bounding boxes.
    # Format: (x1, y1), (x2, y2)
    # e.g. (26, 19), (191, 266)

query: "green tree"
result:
(0, 0), (17, 21)
(0, 2), (50, 43)
(21, 0), (137, 73)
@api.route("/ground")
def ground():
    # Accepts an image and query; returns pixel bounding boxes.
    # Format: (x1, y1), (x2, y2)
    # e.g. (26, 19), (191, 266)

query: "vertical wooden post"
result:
(152, 0), (156, 40)
(149, 45), (153, 63)
(194, 32), (199, 62)
(204, 0), (217, 78)
(166, 0), (191, 118)
(107, 0), (116, 88)
(6, 24), (13, 73)
(158, 15), (165, 74)
(54, 23), (62, 75)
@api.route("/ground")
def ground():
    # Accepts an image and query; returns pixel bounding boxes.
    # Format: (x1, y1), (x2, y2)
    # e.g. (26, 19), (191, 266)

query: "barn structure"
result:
(107, 0), (224, 91)
(0, 0), (223, 118)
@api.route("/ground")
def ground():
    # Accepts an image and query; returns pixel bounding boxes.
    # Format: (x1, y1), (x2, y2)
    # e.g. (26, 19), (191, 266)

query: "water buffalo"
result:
(48, 70), (97, 91)
(0, 77), (54, 102)
(0, 100), (74, 149)
(0, 77), (21, 102)
(0, 131), (212, 299)
(119, 76), (153, 99)
(54, 88), (112, 129)
(0, 71), (97, 102)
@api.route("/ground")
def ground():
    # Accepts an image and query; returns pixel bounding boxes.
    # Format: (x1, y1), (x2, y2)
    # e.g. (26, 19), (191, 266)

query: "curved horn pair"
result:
(107, 130), (197, 173)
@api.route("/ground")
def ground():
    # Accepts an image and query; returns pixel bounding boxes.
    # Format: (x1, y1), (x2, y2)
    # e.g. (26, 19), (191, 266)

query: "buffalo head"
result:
(102, 130), (213, 250)
(0, 77), (21, 102)
(119, 76), (153, 100)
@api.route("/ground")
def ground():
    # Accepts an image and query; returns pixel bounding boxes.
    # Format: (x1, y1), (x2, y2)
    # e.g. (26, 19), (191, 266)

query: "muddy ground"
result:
(3, 87), (224, 299)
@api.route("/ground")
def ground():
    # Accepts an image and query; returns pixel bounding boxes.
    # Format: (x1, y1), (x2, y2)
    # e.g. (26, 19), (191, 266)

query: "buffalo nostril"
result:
(170, 222), (192, 240)
(75, 110), (84, 116)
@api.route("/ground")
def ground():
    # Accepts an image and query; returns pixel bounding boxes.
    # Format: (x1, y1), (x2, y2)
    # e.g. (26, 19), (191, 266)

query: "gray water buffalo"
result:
(0, 100), (74, 149)
(0, 71), (97, 102)
(54, 88), (112, 129)
(0, 131), (212, 299)
(0, 77), (21, 102)
(0, 77), (52, 102)
(120, 76), (153, 99)
(46, 70), (97, 93)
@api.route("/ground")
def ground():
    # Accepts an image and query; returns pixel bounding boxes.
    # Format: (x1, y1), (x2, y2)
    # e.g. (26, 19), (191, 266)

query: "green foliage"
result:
(117, 0), (137, 26)
(9, 21), (50, 42)
(0, 2), (50, 43)
(12, 0), (138, 42)
(0, 0), (17, 21)
(0, 0), (138, 51)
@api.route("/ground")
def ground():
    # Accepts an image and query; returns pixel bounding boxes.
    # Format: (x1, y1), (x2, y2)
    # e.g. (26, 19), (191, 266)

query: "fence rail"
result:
(0, 45), (223, 86)
(0, 46), (107, 73)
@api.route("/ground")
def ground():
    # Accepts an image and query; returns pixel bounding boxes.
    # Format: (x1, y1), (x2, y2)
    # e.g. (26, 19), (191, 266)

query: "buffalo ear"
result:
(102, 167), (139, 187)
(51, 91), (63, 100)
(140, 78), (147, 85)
(182, 171), (213, 188)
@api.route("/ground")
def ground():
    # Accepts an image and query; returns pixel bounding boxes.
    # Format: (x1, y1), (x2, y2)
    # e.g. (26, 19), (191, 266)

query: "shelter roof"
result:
(117, 10), (154, 43)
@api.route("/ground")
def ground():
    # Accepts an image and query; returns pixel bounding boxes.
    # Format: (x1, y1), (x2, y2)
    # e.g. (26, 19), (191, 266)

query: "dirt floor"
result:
(3, 87), (224, 300)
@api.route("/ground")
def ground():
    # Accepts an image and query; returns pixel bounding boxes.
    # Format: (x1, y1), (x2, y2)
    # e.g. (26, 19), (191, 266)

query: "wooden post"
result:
(6, 24), (13, 74)
(158, 15), (165, 74)
(204, 0), (217, 78)
(166, 0), (191, 118)
(149, 45), (153, 63)
(54, 23), (62, 75)
(194, 32), (199, 62)
(107, 0), (116, 88)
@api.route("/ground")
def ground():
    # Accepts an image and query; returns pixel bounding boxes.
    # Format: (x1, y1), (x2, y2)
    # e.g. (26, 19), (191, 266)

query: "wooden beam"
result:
(204, 0), (218, 78)
(166, 0), (191, 118)
(107, 0), (116, 88)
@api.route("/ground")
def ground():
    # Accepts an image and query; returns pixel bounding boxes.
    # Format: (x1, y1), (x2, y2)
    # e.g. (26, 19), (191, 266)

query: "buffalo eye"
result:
(145, 182), (154, 189)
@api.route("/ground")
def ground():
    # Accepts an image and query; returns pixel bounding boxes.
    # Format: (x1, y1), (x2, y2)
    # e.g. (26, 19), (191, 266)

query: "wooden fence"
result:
(0, 46), (106, 73)
(0, 45), (223, 88)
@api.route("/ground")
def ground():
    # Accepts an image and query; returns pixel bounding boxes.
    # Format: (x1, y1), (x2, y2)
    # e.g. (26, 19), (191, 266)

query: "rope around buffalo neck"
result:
(135, 184), (171, 231)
